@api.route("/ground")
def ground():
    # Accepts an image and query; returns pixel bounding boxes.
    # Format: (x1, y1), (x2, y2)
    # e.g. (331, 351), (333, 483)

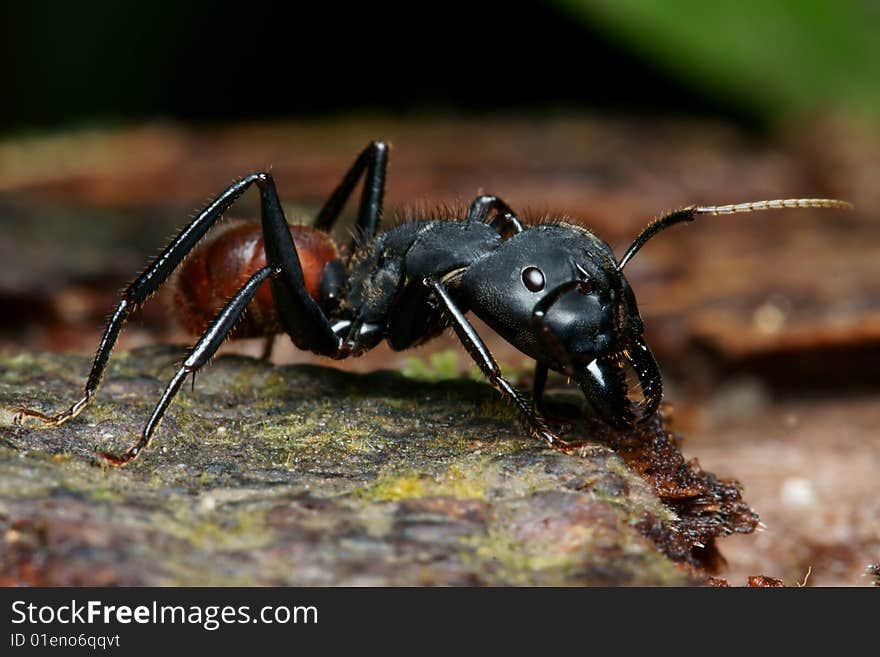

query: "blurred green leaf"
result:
(401, 351), (463, 382)
(552, 0), (880, 122)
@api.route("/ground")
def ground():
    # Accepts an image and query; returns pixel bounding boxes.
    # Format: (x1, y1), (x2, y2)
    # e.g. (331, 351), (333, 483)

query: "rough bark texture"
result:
(0, 347), (755, 586)
(1, 116), (878, 585)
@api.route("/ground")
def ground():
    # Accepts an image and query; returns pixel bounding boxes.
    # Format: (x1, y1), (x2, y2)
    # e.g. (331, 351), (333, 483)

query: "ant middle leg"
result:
(313, 140), (389, 254)
(466, 195), (524, 238)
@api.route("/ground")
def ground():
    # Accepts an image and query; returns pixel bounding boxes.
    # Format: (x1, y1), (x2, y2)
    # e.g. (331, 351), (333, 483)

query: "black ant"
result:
(13, 141), (851, 466)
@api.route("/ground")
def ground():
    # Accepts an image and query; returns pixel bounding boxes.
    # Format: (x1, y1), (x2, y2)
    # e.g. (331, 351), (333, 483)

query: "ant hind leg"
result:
(96, 265), (278, 467)
(16, 144), (384, 463)
(101, 173), (352, 466)
(14, 173), (271, 429)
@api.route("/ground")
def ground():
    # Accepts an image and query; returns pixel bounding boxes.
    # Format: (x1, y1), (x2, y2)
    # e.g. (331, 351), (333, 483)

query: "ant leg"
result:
(424, 277), (569, 451)
(532, 362), (549, 416)
(313, 140), (388, 251)
(258, 175), (343, 355)
(100, 175), (348, 466)
(15, 173), (271, 428)
(17, 167), (347, 427)
(259, 336), (276, 362)
(466, 195), (524, 238)
(531, 362), (574, 432)
(97, 265), (278, 467)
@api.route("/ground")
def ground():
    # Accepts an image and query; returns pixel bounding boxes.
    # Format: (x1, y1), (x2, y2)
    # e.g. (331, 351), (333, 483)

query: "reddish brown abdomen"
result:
(172, 222), (339, 338)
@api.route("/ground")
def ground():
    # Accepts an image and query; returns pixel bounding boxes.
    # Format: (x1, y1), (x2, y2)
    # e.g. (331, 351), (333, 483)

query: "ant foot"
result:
(547, 418), (574, 434)
(537, 429), (576, 454)
(14, 396), (89, 428)
(93, 449), (134, 468)
(13, 407), (66, 427)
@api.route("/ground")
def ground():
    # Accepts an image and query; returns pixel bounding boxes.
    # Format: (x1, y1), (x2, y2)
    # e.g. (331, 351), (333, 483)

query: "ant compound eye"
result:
(521, 266), (545, 292)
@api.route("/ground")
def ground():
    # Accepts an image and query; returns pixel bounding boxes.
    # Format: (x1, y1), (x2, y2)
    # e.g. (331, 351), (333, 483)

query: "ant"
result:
(13, 141), (851, 466)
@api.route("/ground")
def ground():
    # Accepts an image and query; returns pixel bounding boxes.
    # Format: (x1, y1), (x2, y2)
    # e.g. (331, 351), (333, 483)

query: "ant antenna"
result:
(695, 198), (853, 215)
(617, 198), (853, 271)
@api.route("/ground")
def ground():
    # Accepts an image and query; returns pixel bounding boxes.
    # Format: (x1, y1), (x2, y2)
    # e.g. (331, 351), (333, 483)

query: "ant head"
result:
(460, 223), (660, 429)
(459, 197), (851, 430)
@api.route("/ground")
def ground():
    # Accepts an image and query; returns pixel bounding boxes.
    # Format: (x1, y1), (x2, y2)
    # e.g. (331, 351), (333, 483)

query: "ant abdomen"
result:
(172, 222), (339, 338)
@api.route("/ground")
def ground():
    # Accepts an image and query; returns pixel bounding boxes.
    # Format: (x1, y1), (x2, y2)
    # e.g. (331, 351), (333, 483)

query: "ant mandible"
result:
(14, 141), (852, 466)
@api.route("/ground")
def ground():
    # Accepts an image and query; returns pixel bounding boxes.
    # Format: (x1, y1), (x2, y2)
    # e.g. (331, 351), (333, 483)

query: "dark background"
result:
(1, 1), (720, 128)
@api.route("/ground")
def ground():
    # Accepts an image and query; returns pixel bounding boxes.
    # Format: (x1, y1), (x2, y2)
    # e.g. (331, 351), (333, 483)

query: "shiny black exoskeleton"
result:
(338, 213), (661, 437)
(15, 141), (851, 465)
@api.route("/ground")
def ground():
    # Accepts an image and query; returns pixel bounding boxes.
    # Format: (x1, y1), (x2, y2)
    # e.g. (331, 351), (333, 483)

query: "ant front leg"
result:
(424, 277), (571, 452)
